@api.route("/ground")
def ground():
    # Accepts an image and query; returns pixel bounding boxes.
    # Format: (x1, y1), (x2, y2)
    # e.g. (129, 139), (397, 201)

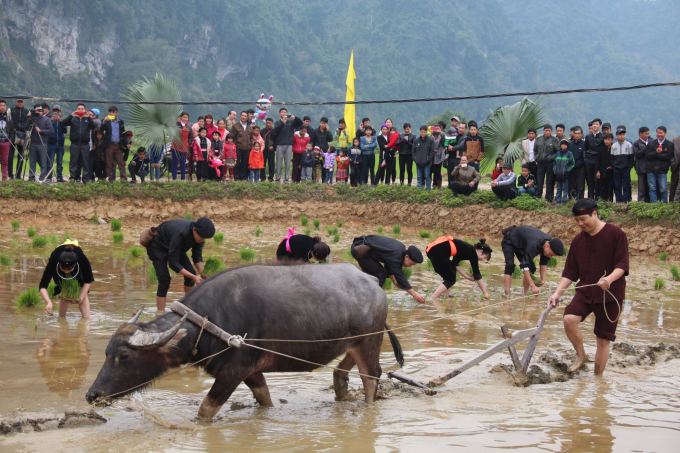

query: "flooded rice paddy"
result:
(0, 218), (679, 452)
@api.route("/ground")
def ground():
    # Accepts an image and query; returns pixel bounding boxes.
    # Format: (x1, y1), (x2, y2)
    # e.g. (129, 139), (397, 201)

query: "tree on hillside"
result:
(426, 109), (468, 127)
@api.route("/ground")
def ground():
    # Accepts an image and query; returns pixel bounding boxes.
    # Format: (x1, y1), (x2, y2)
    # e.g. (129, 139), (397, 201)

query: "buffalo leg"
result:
(353, 341), (383, 403)
(198, 370), (245, 420)
(244, 372), (274, 407)
(333, 354), (356, 401)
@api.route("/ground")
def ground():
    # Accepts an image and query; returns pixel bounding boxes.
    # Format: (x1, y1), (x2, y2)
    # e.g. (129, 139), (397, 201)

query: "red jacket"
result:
(192, 136), (211, 162)
(292, 131), (311, 154)
(492, 167), (502, 180)
(249, 149), (265, 169)
(173, 121), (192, 152)
(221, 142), (237, 160)
(387, 132), (401, 150)
(205, 123), (218, 140)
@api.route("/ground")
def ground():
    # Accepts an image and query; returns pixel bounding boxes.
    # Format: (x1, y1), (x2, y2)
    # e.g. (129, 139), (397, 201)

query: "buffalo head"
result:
(86, 309), (188, 405)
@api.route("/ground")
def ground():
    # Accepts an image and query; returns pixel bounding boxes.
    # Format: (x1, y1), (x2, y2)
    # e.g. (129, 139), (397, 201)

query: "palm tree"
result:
(478, 97), (547, 174)
(121, 73), (183, 150)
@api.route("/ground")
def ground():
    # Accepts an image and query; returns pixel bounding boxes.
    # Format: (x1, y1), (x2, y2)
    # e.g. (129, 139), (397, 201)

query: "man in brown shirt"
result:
(548, 199), (629, 375)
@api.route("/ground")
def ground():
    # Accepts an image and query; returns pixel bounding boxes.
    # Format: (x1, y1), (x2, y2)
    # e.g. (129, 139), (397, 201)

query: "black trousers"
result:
(525, 162), (537, 181)
(151, 254), (195, 297)
(11, 143), (25, 179)
(670, 168), (679, 203)
(236, 147), (250, 180)
(598, 169), (614, 201)
(536, 162), (555, 202)
(568, 166), (586, 200)
(585, 159), (599, 199)
(350, 163), (361, 187)
(492, 185), (517, 201)
(430, 163), (443, 187)
(399, 154), (414, 185)
(450, 181), (477, 196)
(261, 150), (275, 181)
(501, 236), (536, 276)
(354, 253), (388, 288)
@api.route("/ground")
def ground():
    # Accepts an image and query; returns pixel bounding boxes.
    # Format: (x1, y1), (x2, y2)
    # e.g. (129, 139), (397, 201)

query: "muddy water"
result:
(1, 219), (679, 452)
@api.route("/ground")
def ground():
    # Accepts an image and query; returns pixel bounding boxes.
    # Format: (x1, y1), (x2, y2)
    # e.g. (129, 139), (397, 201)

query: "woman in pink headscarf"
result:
(276, 228), (331, 263)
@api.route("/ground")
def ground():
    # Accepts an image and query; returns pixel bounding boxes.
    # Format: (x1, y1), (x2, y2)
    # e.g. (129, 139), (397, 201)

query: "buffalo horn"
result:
(128, 314), (188, 349)
(128, 307), (145, 324)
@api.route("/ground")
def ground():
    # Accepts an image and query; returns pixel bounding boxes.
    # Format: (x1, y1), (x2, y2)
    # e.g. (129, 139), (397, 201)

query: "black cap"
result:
(548, 238), (564, 256)
(502, 162), (513, 170)
(194, 217), (215, 239)
(616, 127), (626, 134)
(602, 122), (612, 129)
(406, 246), (423, 264)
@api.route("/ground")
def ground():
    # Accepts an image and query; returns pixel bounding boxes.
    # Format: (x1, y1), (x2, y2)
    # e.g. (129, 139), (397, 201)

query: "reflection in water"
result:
(36, 320), (91, 399)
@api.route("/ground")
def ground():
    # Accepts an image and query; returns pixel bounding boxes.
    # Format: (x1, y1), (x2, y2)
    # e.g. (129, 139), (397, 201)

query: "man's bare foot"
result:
(568, 354), (585, 373)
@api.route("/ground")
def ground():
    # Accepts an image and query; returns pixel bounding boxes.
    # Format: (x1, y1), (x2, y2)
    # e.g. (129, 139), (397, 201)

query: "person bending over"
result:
(427, 236), (492, 301)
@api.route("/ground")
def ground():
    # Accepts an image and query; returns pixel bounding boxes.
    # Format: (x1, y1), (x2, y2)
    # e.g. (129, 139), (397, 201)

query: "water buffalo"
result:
(86, 263), (403, 420)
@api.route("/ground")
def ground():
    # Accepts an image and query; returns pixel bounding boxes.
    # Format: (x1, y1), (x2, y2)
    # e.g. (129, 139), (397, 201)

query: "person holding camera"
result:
(271, 108), (302, 183)
(28, 103), (52, 182)
(101, 106), (129, 182)
(0, 100), (16, 180)
(62, 103), (96, 183)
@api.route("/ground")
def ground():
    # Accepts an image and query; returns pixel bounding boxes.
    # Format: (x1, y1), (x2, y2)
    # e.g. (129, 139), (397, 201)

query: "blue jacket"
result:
(569, 139), (585, 170)
(147, 144), (164, 164)
(300, 149), (315, 167)
(360, 136), (378, 155)
(49, 120), (68, 146)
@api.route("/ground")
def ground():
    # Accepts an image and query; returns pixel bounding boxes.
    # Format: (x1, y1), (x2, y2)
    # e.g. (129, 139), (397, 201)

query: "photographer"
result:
(28, 103), (52, 182)
(62, 103), (95, 183)
(0, 99), (15, 180)
(10, 99), (29, 179)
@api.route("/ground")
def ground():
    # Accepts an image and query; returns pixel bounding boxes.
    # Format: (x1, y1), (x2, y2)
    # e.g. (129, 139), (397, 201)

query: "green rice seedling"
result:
(240, 248), (255, 262)
(47, 234), (58, 245)
(547, 256), (558, 268)
(301, 215), (309, 226)
(654, 277), (665, 291)
(313, 219), (320, 229)
(404, 267), (413, 280)
(110, 219), (122, 232)
(92, 215), (99, 224)
(512, 266), (523, 279)
(670, 265), (680, 282)
(27, 226), (37, 237)
(11, 220), (20, 232)
(377, 226), (384, 234)
(333, 233), (340, 243)
(112, 232), (124, 244)
(203, 257), (227, 276)
(32, 237), (47, 248)
(337, 221), (344, 228)
(184, 213), (193, 220)
(130, 246), (143, 258)
(327, 226), (338, 236)
(255, 227), (261, 237)
(15, 288), (41, 308)
(63, 233), (72, 241)
(47, 282), (57, 298)
(419, 231), (431, 239)
(382, 278), (393, 290)
(467, 264), (474, 277)
(304, 228), (311, 236)
(0, 254), (10, 266)
(213, 232), (224, 244)
(148, 266), (158, 284)
(392, 225), (401, 235)
(59, 278), (81, 301)
(659, 252), (668, 261)
(434, 226), (442, 235)
(345, 248), (354, 260)
(427, 258), (433, 271)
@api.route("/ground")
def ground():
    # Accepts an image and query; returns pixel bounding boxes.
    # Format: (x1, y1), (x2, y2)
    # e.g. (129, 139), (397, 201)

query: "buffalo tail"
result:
(385, 323), (404, 367)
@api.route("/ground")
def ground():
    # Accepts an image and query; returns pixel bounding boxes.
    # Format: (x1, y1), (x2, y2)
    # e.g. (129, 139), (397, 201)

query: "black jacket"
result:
(597, 145), (612, 175)
(101, 118), (128, 149)
(355, 126), (376, 139)
(396, 133), (414, 155)
(39, 244), (94, 291)
(412, 135), (435, 166)
(569, 139), (586, 170)
(261, 127), (276, 152)
(10, 106), (29, 132)
(377, 134), (395, 161)
(271, 117), (303, 146)
(147, 219), (205, 273)
(633, 138), (649, 173)
(352, 235), (412, 290)
(0, 111), (15, 143)
(61, 115), (95, 146)
(645, 139), (674, 174)
(30, 114), (52, 149)
(314, 127), (334, 152)
(584, 132), (604, 162)
(503, 226), (550, 271)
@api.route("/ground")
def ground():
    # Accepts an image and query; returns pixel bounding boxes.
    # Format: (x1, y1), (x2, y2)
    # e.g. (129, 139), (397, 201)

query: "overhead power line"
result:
(2, 82), (679, 106)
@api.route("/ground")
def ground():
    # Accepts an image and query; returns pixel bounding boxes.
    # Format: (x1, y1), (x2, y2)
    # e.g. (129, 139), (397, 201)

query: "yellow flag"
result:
(344, 51), (356, 141)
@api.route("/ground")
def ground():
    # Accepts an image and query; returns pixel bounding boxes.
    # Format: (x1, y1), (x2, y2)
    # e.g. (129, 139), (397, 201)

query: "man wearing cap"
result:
(351, 235), (425, 304)
(610, 126), (635, 203)
(548, 199), (629, 375)
(61, 104), (95, 183)
(501, 225), (564, 296)
(448, 116), (460, 135)
(9, 99), (29, 179)
(633, 126), (651, 203)
(146, 217), (215, 311)
(584, 118), (604, 200)
(491, 162), (518, 201)
(534, 124), (560, 202)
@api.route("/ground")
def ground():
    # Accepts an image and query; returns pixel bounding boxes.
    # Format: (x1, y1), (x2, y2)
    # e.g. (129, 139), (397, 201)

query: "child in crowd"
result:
(188, 117), (205, 181)
(517, 164), (536, 196)
(597, 134), (615, 202)
(349, 137), (363, 187)
(323, 146), (337, 184)
(492, 157), (503, 180)
(128, 147), (150, 183)
(248, 142), (264, 183)
(554, 139), (575, 205)
(208, 131), (223, 181)
(335, 149), (349, 184)
(312, 146), (324, 182)
(192, 127), (211, 182)
(148, 144), (163, 181)
(292, 126), (311, 183)
(334, 119), (350, 153)
(221, 133), (237, 181)
(91, 130), (107, 181)
(300, 142), (315, 182)
(491, 162), (517, 200)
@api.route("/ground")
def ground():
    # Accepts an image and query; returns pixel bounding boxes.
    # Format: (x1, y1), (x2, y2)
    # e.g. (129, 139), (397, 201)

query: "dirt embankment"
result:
(1, 197), (679, 258)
